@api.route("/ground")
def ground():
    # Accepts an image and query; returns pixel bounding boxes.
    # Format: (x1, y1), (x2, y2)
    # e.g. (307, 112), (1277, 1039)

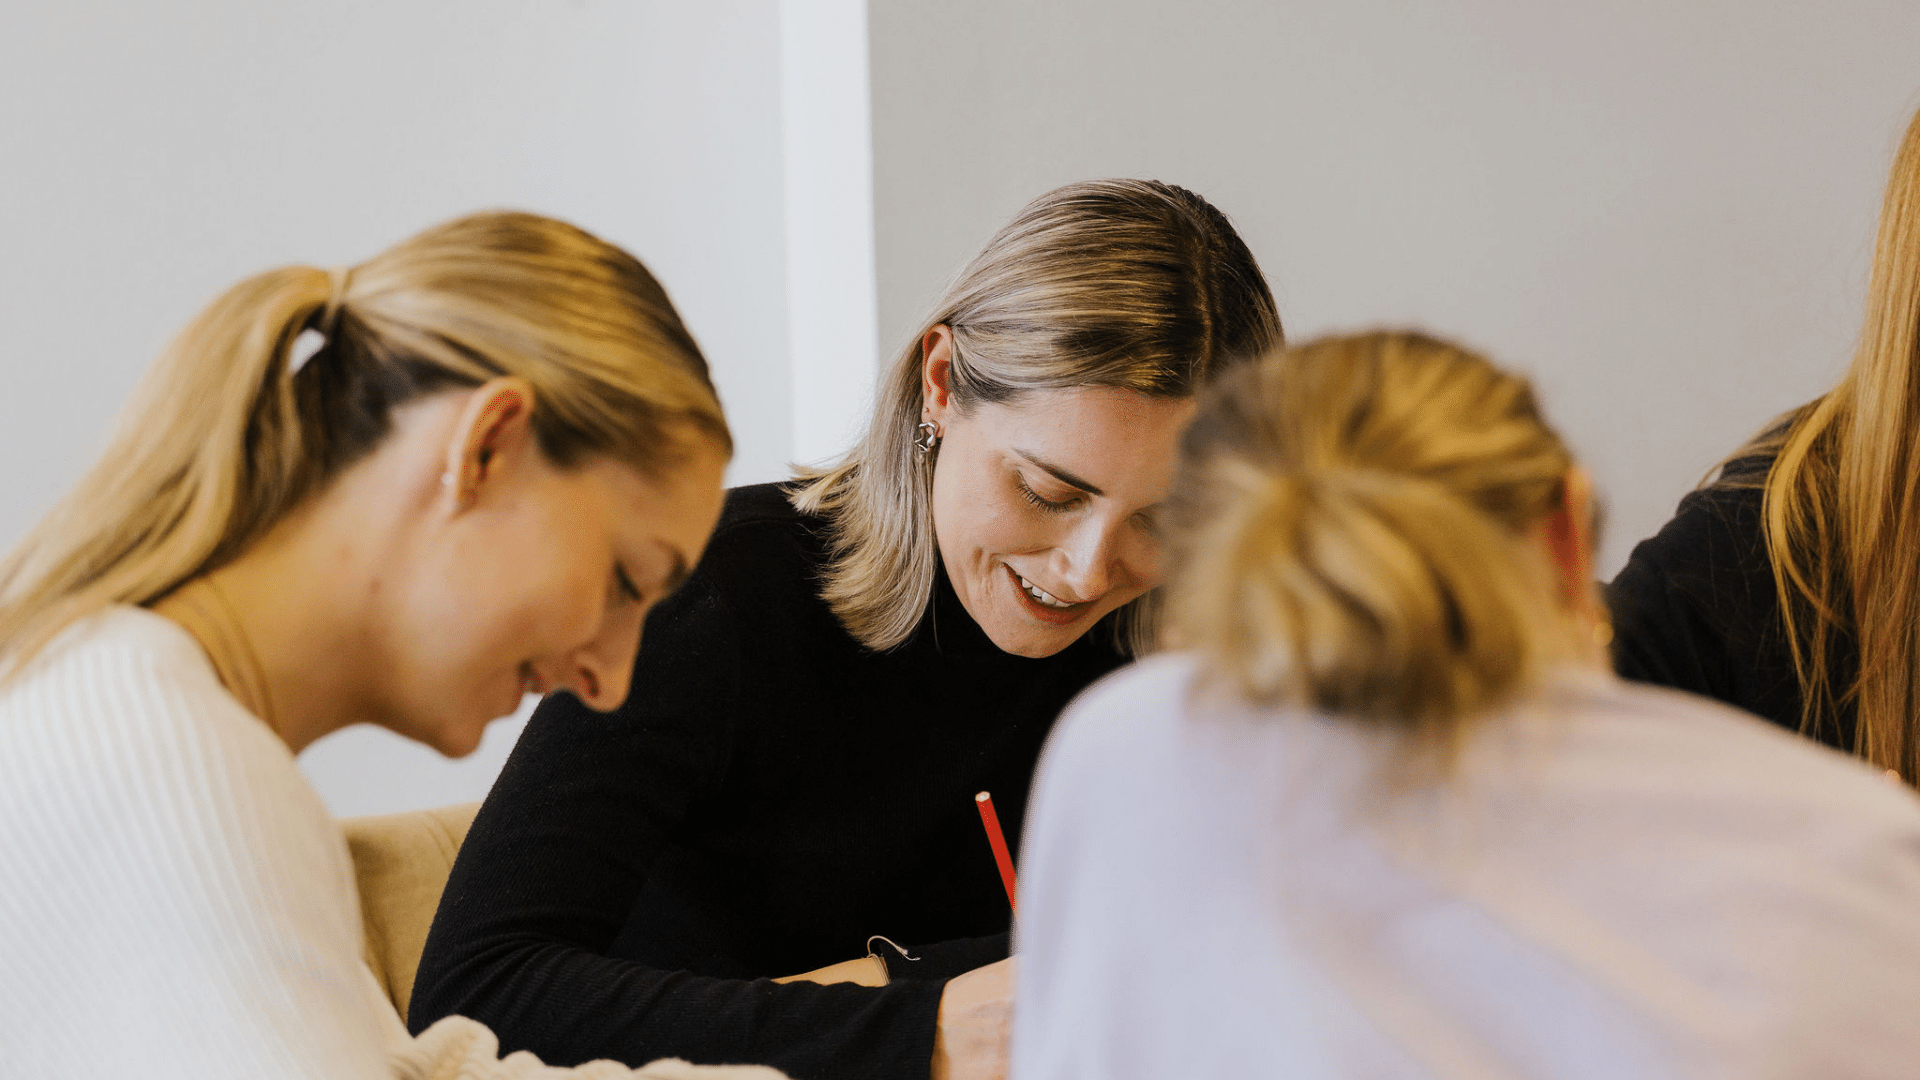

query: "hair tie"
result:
(321, 265), (353, 333)
(288, 265), (354, 374)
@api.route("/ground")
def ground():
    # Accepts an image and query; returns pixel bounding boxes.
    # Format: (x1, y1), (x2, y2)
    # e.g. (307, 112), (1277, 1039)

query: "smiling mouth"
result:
(1016, 571), (1080, 610)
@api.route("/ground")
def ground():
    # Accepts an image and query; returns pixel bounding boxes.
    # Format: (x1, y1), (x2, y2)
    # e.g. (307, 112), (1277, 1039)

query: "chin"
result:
(411, 709), (491, 759)
(979, 618), (1082, 659)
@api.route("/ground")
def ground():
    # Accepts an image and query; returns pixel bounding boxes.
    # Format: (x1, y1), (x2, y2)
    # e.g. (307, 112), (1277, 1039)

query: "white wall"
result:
(868, 0), (1920, 577)
(12, 1), (1920, 816)
(1, 0), (802, 816)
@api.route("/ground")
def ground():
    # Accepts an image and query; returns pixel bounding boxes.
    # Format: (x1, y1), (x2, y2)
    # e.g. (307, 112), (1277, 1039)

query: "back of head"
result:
(1167, 331), (1575, 737)
(799, 178), (1283, 652)
(0, 210), (728, 679)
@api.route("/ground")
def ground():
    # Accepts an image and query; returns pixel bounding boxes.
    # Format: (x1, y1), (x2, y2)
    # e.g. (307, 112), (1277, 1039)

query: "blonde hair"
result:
(1167, 331), (1576, 736)
(793, 179), (1282, 652)
(1739, 104), (1920, 780)
(0, 210), (728, 681)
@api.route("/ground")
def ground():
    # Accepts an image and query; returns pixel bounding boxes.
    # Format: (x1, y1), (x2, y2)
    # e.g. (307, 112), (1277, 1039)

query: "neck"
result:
(151, 490), (395, 755)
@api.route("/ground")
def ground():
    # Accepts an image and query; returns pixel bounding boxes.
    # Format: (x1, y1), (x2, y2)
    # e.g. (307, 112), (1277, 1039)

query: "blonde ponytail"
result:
(1168, 332), (1575, 734)
(0, 211), (727, 682)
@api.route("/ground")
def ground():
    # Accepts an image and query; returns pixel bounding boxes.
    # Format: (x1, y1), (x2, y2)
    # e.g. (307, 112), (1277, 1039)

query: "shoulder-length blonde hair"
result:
(0, 210), (728, 682)
(792, 179), (1282, 653)
(1167, 331), (1577, 739)
(1737, 104), (1920, 781)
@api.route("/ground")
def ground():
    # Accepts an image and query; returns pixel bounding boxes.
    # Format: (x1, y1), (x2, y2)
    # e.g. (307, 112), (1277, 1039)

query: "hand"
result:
(771, 955), (888, 986)
(930, 957), (1015, 1080)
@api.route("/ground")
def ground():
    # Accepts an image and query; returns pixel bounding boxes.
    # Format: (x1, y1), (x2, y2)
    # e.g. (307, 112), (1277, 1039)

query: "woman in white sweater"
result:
(0, 212), (782, 1079)
(1011, 331), (1920, 1079)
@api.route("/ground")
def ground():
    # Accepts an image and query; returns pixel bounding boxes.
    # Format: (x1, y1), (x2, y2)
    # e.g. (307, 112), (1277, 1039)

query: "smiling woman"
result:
(920, 379), (1194, 658)
(0, 212), (773, 1079)
(409, 180), (1283, 1080)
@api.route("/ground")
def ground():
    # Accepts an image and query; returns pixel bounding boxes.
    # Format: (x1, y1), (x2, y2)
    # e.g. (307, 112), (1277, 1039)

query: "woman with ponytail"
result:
(0, 211), (778, 1079)
(1011, 332), (1920, 1079)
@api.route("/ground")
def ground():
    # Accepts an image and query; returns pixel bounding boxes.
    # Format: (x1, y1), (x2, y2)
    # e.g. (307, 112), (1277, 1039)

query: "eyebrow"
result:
(1014, 450), (1106, 497)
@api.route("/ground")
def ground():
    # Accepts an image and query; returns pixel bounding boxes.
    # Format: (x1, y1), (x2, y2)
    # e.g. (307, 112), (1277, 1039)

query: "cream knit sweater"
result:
(0, 606), (786, 1080)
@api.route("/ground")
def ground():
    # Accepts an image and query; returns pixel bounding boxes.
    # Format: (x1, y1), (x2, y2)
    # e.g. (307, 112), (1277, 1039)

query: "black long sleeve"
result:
(409, 484), (1126, 1079)
(1606, 457), (1855, 749)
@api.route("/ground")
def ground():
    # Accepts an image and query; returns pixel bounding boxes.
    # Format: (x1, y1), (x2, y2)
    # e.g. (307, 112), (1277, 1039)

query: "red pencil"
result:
(975, 790), (1018, 913)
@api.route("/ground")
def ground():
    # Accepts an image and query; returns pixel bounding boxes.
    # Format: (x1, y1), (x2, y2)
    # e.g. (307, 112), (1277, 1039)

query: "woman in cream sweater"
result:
(0, 211), (783, 1079)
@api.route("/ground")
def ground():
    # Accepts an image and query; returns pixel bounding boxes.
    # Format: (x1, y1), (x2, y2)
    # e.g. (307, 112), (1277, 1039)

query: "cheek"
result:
(932, 459), (1053, 560)
(408, 518), (605, 665)
(1122, 530), (1170, 587)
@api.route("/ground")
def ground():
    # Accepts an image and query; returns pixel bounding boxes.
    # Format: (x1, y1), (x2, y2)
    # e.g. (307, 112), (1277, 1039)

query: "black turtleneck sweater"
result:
(1606, 452), (1857, 750)
(408, 483), (1128, 1080)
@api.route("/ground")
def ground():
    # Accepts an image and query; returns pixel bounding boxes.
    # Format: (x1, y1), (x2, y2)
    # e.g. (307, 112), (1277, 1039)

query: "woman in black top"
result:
(409, 180), (1284, 1080)
(1610, 104), (1920, 774)
(1608, 450), (1855, 746)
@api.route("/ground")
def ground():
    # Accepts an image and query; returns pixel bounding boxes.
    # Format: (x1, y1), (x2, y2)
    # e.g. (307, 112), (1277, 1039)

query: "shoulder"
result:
(1050, 656), (1198, 754)
(0, 606), (343, 886)
(1, 605), (274, 769)
(711, 482), (818, 544)
(1622, 471), (1768, 581)
(1550, 672), (1920, 849)
(1031, 655), (1218, 823)
(1606, 464), (1779, 682)
(693, 482), (828, 588)
(0, 608), (378, 1069)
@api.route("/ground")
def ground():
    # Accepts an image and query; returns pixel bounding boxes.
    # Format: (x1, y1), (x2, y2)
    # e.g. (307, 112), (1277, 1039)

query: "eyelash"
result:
(614, 563), (643, 604)
(1016, 472), (1078, 514)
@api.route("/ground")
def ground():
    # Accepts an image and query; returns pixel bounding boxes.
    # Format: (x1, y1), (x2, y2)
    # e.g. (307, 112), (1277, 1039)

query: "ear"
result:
(1538, 465), (1599, 613)
(920, 324), (956, 427)
(443, 377), (538, 510)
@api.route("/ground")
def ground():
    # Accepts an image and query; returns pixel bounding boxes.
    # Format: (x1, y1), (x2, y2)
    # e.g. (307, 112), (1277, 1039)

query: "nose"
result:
(563, 602), (646, 711)
(1050, 517), (1125, 600)
(1051, 514), (1166, 601)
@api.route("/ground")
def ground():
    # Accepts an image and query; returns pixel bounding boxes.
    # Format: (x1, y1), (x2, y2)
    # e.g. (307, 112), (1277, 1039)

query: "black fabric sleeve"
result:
(1607, 490), (1737, 701)
(873, 933), (1009, 983)
(407, 568), (945, 1080)
(1607, 479), (1779, 712)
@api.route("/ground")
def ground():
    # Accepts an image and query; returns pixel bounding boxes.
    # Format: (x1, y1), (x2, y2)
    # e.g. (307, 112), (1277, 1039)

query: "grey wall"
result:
(11, 1), (1920, 814)
(1, 0), (796, 815)
(869, 0), (1920, 576)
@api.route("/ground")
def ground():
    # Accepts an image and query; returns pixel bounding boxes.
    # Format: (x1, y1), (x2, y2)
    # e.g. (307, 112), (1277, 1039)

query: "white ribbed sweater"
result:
(0, 607), (785, 1080)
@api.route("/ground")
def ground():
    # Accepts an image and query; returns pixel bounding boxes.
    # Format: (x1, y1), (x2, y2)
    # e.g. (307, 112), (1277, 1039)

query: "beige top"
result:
(0, 606), (785, 1080)
(1015, 655), (1920, 1080)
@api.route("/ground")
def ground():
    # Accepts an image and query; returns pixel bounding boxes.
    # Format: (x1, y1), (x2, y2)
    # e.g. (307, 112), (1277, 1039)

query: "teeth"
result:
(1018, 574), (1074, 609)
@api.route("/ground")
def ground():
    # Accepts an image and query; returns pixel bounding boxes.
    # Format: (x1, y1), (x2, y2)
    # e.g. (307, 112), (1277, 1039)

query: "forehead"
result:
(581, 449), (727, 557)
(972, 386), (1196, 493)
(978, 384), (1196, 441)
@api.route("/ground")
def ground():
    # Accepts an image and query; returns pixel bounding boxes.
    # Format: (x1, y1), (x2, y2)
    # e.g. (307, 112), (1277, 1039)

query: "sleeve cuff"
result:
(870, 931), (1010, 982)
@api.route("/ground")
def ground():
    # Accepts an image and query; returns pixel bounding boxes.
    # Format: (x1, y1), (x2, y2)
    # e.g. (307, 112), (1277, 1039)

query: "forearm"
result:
(398, 1015), (793, 1080)
(414, 941), (946, 1080)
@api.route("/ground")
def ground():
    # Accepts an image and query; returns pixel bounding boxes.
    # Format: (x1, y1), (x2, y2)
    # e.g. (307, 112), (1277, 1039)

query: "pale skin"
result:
(153, 378), (728, 758)
(1531, 463), (1612, 666)
(779, 325), (1197, 1080)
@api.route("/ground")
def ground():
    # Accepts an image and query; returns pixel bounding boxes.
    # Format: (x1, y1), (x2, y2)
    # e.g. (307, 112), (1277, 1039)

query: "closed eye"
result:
(1016, 472), (1079, 513)
(613, 562), (644, 604)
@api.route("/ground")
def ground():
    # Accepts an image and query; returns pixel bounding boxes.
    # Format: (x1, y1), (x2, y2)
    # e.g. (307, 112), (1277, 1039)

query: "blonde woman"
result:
(0, 212), (782, 1080)
(1012, 332), (1920, 1078)
(1610, 104), (1920, 782)
(410, 180), (1282, 1079)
